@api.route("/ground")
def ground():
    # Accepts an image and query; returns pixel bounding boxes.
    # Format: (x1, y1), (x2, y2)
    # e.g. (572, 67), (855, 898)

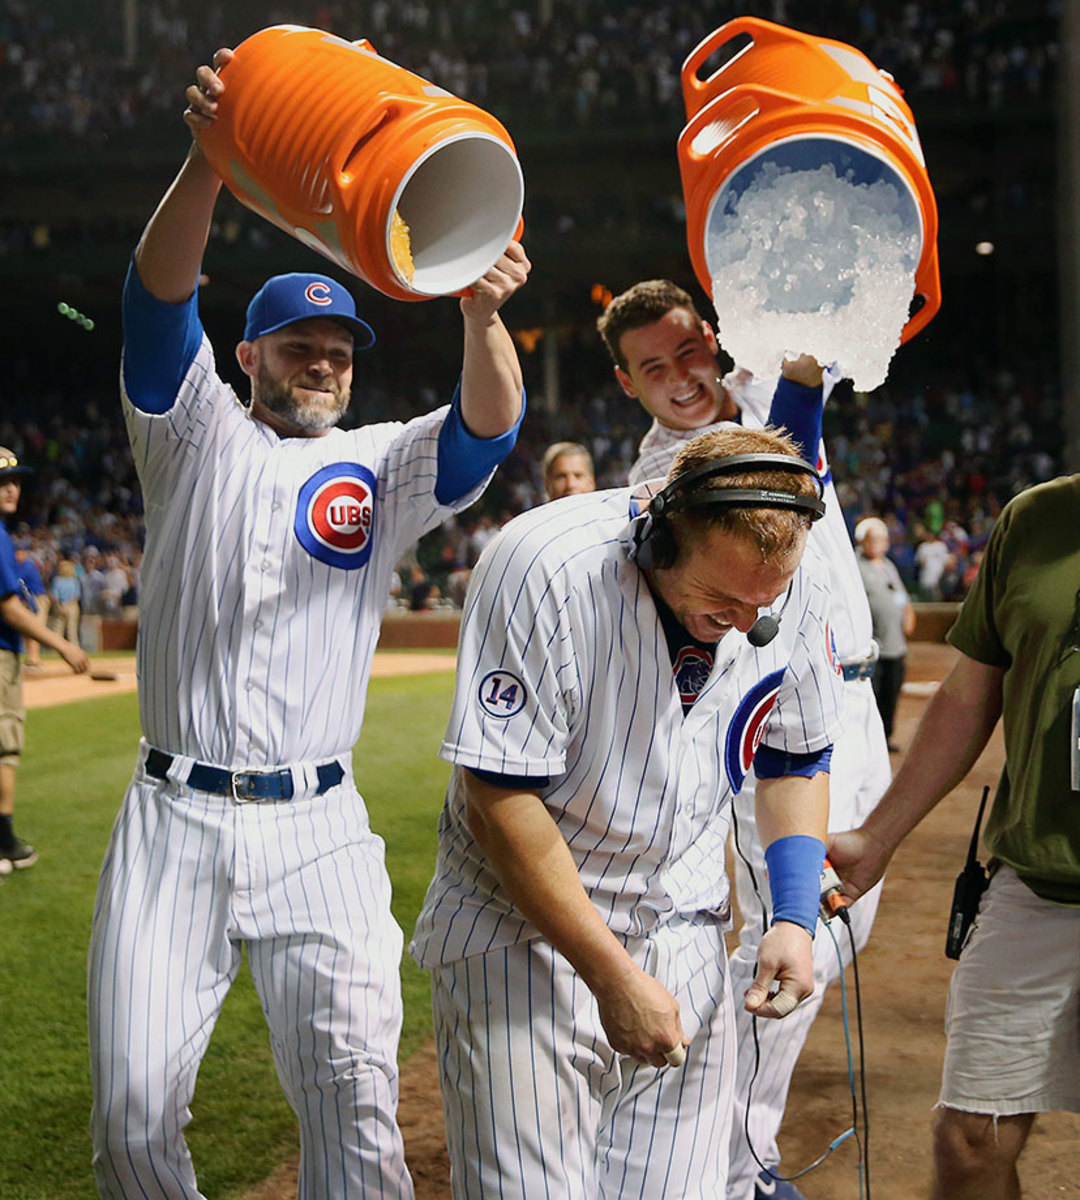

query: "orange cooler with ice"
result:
(197, 25), (524, 301)
(677, 17), (940, 343)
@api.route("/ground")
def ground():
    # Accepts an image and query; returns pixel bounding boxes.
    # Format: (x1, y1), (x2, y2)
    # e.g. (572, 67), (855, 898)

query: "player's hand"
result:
(780, 354), (825, 389)
(744, 921), (814, 1019)
(591, 963), (688, 1069)
(183, 48), (234, 136)
(459, 241), (531, 324)
(60, 641), (91, 674)
(827, 826), (892, 904)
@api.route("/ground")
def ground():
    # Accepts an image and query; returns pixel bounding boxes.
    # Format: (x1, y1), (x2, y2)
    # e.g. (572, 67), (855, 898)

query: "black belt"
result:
(144, 748), (345, 801)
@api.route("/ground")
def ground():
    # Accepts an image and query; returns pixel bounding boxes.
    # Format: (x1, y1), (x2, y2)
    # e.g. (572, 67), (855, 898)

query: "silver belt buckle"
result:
(231, 771), (260, 802)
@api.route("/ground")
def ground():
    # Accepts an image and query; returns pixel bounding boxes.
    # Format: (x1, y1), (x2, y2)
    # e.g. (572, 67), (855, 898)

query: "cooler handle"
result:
(681, 18), (802, 117)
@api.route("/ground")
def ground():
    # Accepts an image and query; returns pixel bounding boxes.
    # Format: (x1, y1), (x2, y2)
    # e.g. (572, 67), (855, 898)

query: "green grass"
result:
(0, 670), (455, 1198)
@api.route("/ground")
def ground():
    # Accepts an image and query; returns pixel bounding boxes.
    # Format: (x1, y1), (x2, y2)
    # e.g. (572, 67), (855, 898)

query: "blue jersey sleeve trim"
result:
(768, 376), (824, 463)
(467, 766), (551, 791)
(121, 256), (205, 414)
(765, 834), (827, 936)
(755, 745), (833, 779)
(434, 382), (525, 506)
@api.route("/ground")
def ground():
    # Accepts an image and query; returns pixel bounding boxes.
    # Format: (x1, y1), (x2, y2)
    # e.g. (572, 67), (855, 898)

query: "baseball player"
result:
(599, 280), (890, 1200)
(86, 49), (529, 1200)
(0, 450), (90, 874)
(410, 424), (846, 1198)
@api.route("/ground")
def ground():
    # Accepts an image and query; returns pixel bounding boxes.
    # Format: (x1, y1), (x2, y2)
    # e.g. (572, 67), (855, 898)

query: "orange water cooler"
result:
(197, 25), (525, 301)
(677, 17), (941, 343)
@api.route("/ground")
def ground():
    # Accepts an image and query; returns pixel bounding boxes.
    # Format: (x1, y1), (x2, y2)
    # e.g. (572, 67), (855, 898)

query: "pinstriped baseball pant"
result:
(727, 679), (890, 1199)
(87, 768), (413, 1200)
(430, 916), (736, 1199)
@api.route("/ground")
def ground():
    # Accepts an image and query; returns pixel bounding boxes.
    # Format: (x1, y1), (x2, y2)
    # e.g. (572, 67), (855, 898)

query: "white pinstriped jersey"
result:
(123, 335), (485, 768)
(628, 370), (873, 661)
(410, 489), (845, 968)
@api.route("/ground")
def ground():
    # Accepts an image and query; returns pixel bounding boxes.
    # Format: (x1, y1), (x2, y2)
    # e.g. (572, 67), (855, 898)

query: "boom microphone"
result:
(747, 581), (794, 647)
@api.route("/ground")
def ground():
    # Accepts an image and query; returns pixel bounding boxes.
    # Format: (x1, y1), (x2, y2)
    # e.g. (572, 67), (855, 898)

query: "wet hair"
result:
(596, 279), (702, 371)
(665, 425), (819, 568)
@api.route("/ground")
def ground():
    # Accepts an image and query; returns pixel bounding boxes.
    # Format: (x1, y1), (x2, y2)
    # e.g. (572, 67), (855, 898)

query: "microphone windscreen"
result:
(747, 616), (779, 647)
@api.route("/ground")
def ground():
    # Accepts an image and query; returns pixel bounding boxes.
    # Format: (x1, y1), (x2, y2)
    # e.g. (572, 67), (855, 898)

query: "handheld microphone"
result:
(747, 581), (794, 648)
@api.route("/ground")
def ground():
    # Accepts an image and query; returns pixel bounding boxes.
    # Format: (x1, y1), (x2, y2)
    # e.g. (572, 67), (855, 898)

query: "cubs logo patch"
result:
(826, 621), (843, 677)
(294, 462), (377, 570)
(815, 443), (833, 486)
(673, 645), (714, 706)
(724, 668), (786, 792)
(305, 281), (334, 306)
(478, 669), (527, 719)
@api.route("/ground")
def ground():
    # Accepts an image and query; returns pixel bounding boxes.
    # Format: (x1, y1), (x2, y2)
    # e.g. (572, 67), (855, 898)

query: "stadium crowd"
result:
(0, 0), (1060, 146)
(3, 349), (1064, 646)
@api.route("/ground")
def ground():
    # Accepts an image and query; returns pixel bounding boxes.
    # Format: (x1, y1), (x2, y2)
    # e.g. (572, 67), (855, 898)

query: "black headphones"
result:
(629, 452), (825, 573)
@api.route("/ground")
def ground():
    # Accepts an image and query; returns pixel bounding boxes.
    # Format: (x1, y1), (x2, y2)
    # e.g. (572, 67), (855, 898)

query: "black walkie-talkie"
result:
(945, 785), (991, 960)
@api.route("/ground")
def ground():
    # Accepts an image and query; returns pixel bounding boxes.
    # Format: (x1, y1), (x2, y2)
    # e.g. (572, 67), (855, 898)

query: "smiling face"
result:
(646, 522), (803, 644)
(614, 307), (737, 432)
(238, 317), (355, 437)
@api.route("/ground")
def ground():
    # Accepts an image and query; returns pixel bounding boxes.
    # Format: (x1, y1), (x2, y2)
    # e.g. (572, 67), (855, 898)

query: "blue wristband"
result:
(764, 834), (826, 936)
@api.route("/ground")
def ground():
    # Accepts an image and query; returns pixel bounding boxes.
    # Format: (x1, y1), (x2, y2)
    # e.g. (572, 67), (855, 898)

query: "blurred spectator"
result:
(913, 524), (953, 600)
(855, 516), (915, 752)
(100, 553), (129, 616)
(48, 559), (81, 642)
(542, 440), (596, 500)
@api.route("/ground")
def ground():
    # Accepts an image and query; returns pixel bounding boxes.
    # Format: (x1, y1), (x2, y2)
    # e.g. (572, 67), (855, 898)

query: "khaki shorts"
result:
(0, 648), (24, 765)
(940, 864), (1080, 1115)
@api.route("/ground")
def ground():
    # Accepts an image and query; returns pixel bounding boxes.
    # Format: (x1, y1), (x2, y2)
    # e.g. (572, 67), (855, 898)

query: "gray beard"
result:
(255, 373), (350, 433)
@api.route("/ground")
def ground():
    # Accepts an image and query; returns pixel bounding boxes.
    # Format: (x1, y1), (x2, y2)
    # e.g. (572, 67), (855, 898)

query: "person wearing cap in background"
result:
(86, 48), (530, 1200)
(855, 516), (916, 752)
(0, 449), (90, 876)
(542, 440), (596, 501)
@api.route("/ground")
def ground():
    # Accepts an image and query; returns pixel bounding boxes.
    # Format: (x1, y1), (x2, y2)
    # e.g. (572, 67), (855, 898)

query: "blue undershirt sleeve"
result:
(467, 766), (552, 790)
(755, 745), (833, 779)
(121, 256), (205, 415)
(434, 381), (525, 506)
(768, 376), (824, 462)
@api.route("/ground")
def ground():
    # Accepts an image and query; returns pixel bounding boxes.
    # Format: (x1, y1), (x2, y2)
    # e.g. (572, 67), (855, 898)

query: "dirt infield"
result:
(22, 651), (456, 710)
(34, 644), (1079, 1197)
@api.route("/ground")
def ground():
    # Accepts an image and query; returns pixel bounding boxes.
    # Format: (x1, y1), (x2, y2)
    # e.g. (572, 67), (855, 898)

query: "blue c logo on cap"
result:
(295, 462), (377, 569)
(305, 281), (334, 306)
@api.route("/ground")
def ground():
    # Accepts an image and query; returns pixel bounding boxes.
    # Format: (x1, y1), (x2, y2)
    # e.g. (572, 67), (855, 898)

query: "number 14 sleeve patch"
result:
(478, 670), (528, 719)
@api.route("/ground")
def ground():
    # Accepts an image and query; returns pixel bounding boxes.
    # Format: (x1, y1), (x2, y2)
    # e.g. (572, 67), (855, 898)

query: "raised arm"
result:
(457, 242), (531, 438)
(463, 769), (687, 1068)
(133, 50), (233, 302)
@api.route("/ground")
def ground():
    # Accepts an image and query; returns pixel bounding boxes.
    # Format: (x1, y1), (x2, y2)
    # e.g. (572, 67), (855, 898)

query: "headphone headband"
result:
(629, 450), (826, 572)
(651, 453), (824, 519)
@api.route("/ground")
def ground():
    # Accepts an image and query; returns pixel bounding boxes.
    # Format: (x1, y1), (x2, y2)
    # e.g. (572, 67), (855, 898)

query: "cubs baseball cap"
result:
(243, 273), (376, 350)
(0, 448), (32, 479)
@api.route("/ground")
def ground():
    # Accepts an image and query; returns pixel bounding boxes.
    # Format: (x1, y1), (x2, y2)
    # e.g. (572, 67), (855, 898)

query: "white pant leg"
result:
(431, 919), (735, 1200)
(240, 782), (414, 1200)
(88, 776), (242, 1200)
(726, 681), (890, 1199)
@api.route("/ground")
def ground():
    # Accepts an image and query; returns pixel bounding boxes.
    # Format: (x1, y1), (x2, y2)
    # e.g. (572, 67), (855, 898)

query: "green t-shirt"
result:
(947, 475), (1080, 905)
